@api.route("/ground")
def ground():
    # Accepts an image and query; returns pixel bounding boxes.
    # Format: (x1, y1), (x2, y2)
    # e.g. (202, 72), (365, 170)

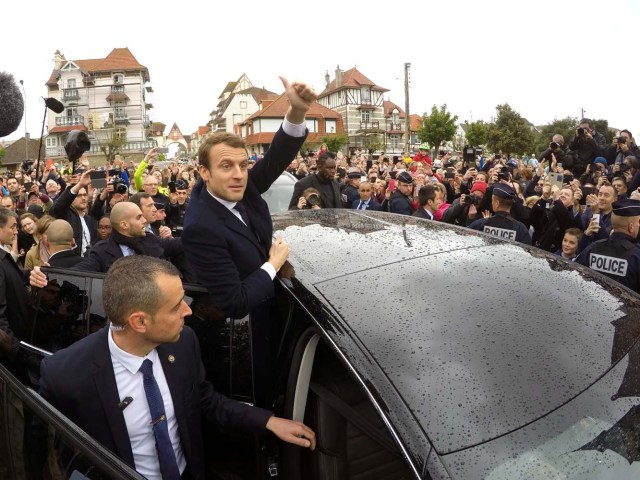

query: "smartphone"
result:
(592, 213), (601, 224)
(548, 173), (563, 190)
(581, 186), (594, 197)
(75, 168), (86, 176)
(23, 181), (33, 191)
(89, 171), (108, 189)
(108, 169), (117, 176)
(168, 181), (176, 193)
(157, 147), (169, 154)
(557, 163), (563, 170)
(445, 171), (455, 179)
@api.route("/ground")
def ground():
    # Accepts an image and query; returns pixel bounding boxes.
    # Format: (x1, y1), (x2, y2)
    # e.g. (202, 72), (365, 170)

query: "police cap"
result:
(396, 171), (414, 184)
(154, 202), (165, 210)
(612, 198), (640, 216)
(492, 184), (517, 200)
(347, 168), (361, 179)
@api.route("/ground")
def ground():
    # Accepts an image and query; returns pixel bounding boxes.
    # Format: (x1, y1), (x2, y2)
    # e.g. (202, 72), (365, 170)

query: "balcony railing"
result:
(114, 115), (129, 125)
(46, 140), (156, 158)
(111, 85), (125, 94)
(56, 115), (85, 126)
(360, 121), (380, 129)
(62, 88), (80, 100)
(388, 123), (403, 131)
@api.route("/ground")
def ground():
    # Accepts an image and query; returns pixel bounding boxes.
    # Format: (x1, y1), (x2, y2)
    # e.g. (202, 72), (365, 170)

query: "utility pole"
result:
(404, 63), (411, 153)
(580, 108), (585, 119)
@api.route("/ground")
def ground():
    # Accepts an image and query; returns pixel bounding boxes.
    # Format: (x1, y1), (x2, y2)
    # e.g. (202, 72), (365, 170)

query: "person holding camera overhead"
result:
(569, 118), (603, 170)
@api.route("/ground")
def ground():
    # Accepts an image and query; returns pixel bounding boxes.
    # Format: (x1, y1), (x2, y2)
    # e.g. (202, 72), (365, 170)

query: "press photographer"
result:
(296, 188), (323, 210)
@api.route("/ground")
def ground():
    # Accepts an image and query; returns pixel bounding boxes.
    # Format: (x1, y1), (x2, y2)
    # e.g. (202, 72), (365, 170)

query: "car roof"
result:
(273, 209), (640, 453)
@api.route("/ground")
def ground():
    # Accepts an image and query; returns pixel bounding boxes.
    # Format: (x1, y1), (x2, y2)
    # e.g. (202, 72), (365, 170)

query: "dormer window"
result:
(113, 74), (124, 85)
(361, 87), (371, 104)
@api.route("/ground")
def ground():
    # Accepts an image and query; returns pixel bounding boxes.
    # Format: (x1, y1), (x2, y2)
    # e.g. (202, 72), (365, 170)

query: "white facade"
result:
(45, 55), (154, 159)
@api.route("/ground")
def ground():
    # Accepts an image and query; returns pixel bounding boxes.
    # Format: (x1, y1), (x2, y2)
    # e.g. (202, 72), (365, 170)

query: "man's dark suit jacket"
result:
(73, 233), (183, 273)
(39, 326), (272, 480)
(47, 249), (83, 268)
(182, 126), (305, 406)
(412, 207), (434, 220)
(0, 249), (33, 359)
(351, 198), (383, 211)
(182, 126), (305, 320)
(287, 173), (342, 210)
(49, 187), (98, 257)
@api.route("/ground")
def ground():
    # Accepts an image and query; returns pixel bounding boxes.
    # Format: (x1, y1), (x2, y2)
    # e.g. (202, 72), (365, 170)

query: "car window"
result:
(0, 362), (144, 480)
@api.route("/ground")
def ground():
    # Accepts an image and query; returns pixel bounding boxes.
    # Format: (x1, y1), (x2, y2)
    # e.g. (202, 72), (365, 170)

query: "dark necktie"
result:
(234, 203), (251, 227)
(139, 359), (181, 480)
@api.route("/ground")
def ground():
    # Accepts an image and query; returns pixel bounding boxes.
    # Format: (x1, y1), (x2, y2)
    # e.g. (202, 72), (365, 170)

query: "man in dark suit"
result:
(0, 208), (33, 373)
(39, 256), (315, 480)
(351, 181), (383, 211)
(288, 151), (342, 209)
(42, 219), (83, 268)
(182, 77), (316, 406)
(48, 169), (98, 257)
(412, 184), (440, 220)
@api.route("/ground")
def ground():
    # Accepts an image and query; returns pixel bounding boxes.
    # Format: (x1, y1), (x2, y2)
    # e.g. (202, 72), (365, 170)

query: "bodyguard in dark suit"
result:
(42, 219), (83, 268)
(39, 257), (315, 480)
(182, 77), (316, 406)
(0, 209), (33, 367)
(288, 151), (342, 210)
(351, 181), (383, 211)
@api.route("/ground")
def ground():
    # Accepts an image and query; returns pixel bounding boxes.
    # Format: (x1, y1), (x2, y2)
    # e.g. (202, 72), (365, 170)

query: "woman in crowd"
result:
(24, 215), (54, 270)
(18, 213), (38, 259)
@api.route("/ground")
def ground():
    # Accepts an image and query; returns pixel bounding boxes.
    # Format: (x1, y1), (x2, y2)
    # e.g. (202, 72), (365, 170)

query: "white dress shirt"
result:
(108, 328), (186, 479)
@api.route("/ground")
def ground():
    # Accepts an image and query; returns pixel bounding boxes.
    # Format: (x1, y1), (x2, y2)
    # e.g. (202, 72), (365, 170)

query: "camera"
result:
(497, 166), (510, 181)
(463, 146), (477, 165)
(619, 162), (630, 173)
(305, 193), (320, 207)
(617, 136), (627, 145)
(577, 128), (587, 136)
(549, 142), (559, 150)
(464, 194), (478, 205)
(21, 160), (34, 174)
(112, 177), (128, 194)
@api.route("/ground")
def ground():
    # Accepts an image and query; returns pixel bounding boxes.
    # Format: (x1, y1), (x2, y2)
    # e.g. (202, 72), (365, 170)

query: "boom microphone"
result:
(44, 97), (64, 114)
(0, 72), (25, 137)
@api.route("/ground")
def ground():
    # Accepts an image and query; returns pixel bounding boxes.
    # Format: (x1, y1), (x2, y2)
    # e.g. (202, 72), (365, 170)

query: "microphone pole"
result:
(36, 98), (64, 181)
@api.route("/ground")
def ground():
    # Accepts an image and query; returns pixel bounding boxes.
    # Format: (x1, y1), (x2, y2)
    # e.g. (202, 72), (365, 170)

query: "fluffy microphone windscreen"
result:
(0, 72), (25, 137)
(44, 97), (65, 114)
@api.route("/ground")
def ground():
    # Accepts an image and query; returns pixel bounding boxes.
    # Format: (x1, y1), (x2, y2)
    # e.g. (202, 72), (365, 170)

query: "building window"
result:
(392, 111), (399, 124)
(67, 79), (76, 88)
(46, 137), (57, 147)
(326, 119), (337, 133)
(361, 110), (370, 124)
(113, 74), (124, 84)
(67, 107), (78, 117)
(361, 87), (371, 104)
(115, 106), (126, 118)
(239, 101), (247, 109)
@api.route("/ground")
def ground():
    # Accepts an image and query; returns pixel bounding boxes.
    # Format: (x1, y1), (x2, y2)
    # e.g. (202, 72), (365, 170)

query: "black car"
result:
(2, 209), (640, 479)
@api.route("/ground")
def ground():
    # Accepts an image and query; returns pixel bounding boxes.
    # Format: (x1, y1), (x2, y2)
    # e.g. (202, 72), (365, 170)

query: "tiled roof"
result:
(409, 114), (423, 132)
(49, 125), (88, 134)
(319, 67), (389, 97)
(3, 137), (43, 164)
(383, 100), (406, 118)
(245, 93), (342, 122)
(46, 48), (147, 87)
(245, 131), (341, 147)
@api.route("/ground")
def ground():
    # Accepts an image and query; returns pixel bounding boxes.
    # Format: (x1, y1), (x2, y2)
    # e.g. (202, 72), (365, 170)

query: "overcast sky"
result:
(4, 0), (639, 143)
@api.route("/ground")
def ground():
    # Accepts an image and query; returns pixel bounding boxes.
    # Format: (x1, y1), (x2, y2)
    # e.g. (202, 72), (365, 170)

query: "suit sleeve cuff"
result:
(261, 262), (276, 280)
(282, 118), (306, 138)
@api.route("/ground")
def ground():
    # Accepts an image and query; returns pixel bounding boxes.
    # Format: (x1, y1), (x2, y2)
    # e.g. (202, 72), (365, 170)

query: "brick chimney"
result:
(335, 65), (343, 88)
(54, 50), (66, 69)
(325, 70), (330, 89)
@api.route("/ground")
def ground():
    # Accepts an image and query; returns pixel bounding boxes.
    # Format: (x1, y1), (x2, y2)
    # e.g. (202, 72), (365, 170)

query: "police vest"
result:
(588, 238), (637, 278)
(483, 214), (518, 241)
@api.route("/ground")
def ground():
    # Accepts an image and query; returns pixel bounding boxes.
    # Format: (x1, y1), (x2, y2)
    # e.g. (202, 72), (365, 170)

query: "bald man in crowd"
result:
(43, 220), (82, 268)
(30, 202), (185, 286)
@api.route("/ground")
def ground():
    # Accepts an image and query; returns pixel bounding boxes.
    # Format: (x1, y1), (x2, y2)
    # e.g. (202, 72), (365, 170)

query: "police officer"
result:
(468, 184), (532, 244)
(576, 198), (640, 293)
(389, 171), (416, 216)
(341, 168), (362, 207)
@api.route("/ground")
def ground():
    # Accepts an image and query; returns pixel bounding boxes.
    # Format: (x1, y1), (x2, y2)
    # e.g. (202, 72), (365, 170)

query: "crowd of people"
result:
(1, 90), (640, 476)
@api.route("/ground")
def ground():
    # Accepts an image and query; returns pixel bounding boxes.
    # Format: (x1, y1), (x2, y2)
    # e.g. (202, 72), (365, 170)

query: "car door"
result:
(0, 360), (145, 480)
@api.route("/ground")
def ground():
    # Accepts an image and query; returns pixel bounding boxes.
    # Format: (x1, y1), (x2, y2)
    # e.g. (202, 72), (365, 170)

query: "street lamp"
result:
(19, 79), (28, 161)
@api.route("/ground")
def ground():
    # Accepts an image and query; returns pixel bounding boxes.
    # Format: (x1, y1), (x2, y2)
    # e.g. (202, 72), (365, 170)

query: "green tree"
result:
(486, 104), (536, 156)
(93, 128), (127, 164)
(593, 118), (613, 144)
(0, 147), (5, 165)
(321, 134), (349, 154)
(532, 116), (578, 156)
(463, 120), (489, 147)
(418, 105), (458, 152)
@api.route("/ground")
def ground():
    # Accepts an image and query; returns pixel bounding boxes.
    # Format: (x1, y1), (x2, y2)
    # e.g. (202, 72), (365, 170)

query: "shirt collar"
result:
(206, 188), (236, 212)
(108, 326), (158, 375)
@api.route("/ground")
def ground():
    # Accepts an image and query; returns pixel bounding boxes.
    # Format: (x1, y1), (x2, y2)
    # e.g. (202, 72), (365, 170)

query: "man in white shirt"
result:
(40, 256), (315, 480)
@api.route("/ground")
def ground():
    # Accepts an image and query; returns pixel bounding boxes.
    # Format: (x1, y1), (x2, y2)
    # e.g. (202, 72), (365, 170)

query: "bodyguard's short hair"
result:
(103, 256), (181, 327)
(129, 192), (152, 207)
(417, 185), (437, 207)
(317, 151), (336, 166)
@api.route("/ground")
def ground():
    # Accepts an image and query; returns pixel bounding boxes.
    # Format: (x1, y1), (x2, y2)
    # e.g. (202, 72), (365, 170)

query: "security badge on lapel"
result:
(168, 355), (175, 363)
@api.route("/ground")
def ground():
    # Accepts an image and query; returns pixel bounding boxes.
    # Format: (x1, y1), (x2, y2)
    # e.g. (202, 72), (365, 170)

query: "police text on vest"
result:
(483, 226), (516, 240)
(589, 253), (628, 277)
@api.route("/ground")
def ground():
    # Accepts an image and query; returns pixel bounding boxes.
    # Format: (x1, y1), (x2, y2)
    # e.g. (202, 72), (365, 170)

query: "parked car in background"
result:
(2, 210), (640, 479)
